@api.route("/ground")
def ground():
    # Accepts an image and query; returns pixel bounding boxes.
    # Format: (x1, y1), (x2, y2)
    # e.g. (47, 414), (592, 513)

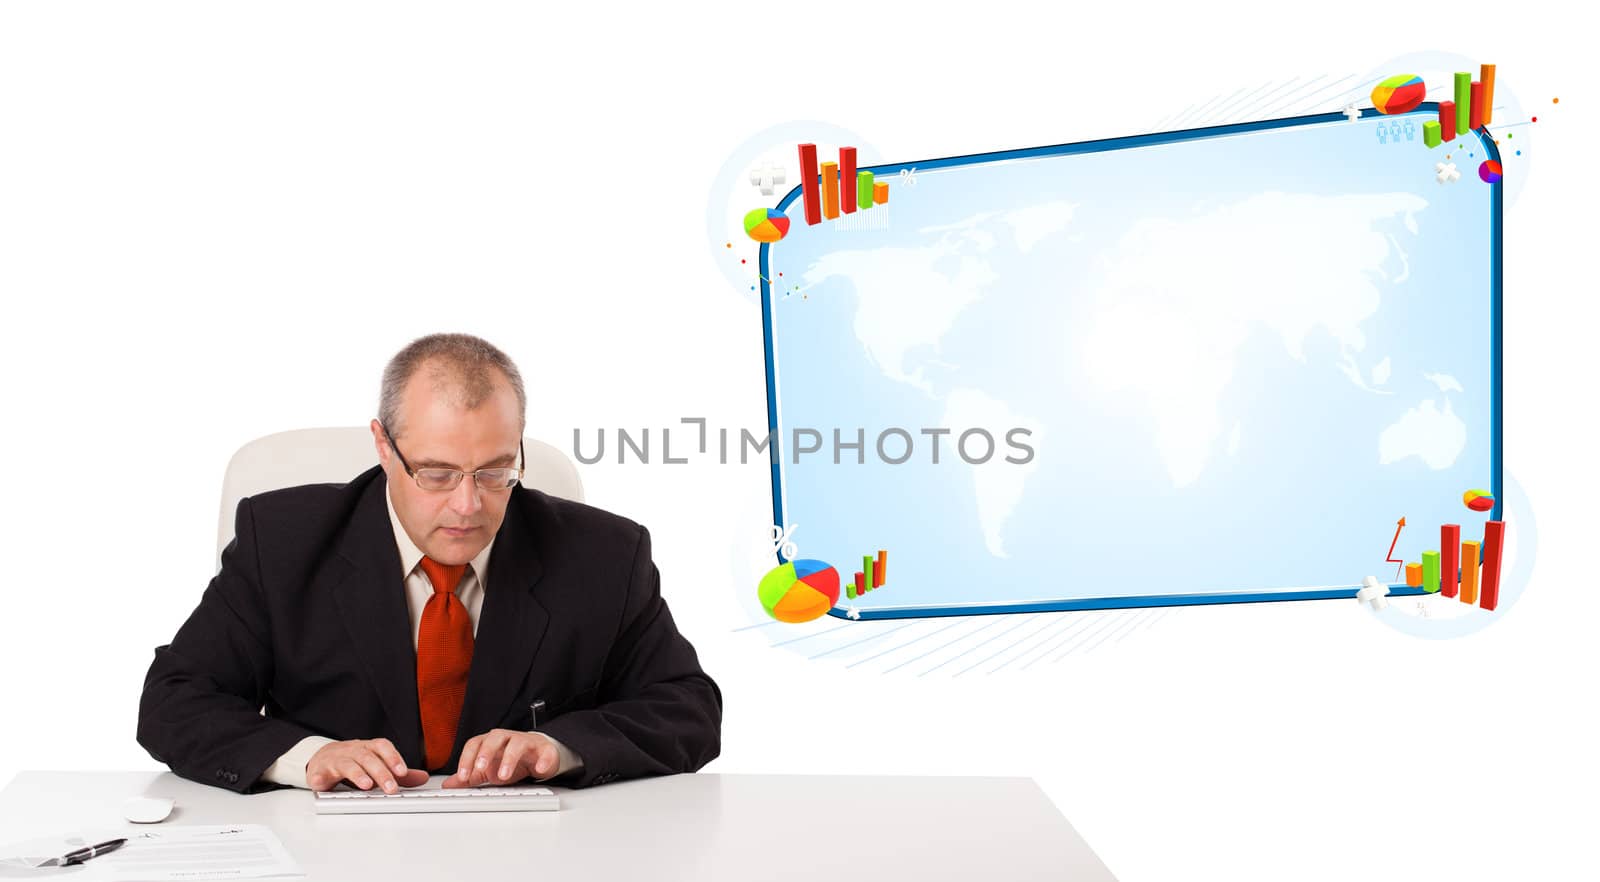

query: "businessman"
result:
(138, 333), (721, 793)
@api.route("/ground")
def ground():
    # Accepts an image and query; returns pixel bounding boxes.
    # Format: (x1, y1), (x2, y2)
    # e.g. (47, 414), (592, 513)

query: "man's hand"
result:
(444, 729), (562, 788)
(306, 738), (430, 793)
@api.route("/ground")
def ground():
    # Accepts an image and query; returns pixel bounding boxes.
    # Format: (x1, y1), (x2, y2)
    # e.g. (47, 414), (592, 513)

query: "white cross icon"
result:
(749, 163), (786, 196)
(1435, 162), (1461, 184)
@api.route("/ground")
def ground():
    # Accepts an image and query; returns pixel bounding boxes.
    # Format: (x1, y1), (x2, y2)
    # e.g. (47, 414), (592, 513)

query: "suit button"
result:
(215, 770), (225, 780)
(227, 773), (239, 783)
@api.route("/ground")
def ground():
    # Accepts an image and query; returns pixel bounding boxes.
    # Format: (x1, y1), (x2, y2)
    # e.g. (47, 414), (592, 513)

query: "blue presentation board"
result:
(761, 108), (1502, 620)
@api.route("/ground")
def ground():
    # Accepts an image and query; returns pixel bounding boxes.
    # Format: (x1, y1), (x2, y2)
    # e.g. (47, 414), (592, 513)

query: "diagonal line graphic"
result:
(1113, 609), (1162, 645)
(1254, 73), (1353, 121)
(955, 616), (1065, 677)
(1050, 612), (1128, 662)
(1020, 614), (1101, 670)
(1154, 102), (1198, 129)
(1221, 73), (1333, 125)
(1289, 73), (1384, 118)
(986, 614), (1081, 674)
(1084, 610), (1152, 653)
(808, 623), (915, 660)
(846, 620), (967, 668)
(1218, 75), (1310, 122)
(919, 615), (1038, 676)
(1172, 85), (1246, 128)
(882, 617), (1000, 674)
(1208, 78), (1286, 123)
(770, 622), (853, 647)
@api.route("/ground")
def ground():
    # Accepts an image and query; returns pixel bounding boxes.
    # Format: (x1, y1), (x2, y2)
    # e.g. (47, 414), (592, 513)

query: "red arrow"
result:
(1385, 517), (1406, 581)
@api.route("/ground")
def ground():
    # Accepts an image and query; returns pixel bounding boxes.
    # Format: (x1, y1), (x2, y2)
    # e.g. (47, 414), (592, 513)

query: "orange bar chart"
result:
(874, 550), (886, 587)
(873, 181), (889, 204)
(1405, 563), (1423, 587)
(1460, 539), (1481, 605)
(1481, 64), (1497, 125)
(820, 161), (840, 219)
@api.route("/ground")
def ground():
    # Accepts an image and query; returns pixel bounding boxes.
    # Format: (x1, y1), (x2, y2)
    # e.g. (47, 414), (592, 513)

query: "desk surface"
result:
(0, 771), (1115, 881)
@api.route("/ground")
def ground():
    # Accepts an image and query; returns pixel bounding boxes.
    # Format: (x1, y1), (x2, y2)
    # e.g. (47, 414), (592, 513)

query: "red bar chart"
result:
(798, 143), (821, 226)
(840, 147), (857, 215)
(1441, 524), (1460, 598)
(846, 549), (888, 600)
(795, 143), (887, 226)
(1479, 521), (1505, 611)
(1401, 520), (1504, 611)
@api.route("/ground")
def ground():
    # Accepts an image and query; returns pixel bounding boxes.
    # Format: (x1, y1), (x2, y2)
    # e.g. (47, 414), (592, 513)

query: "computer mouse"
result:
(123, 797), (175, 824)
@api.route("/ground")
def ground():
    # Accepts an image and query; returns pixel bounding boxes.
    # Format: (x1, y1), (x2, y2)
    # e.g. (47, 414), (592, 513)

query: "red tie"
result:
(416, 556), (473, 771)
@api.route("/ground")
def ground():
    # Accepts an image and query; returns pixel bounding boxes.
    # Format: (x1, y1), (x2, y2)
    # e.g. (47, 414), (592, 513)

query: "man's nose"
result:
(448, 476), (483, 516)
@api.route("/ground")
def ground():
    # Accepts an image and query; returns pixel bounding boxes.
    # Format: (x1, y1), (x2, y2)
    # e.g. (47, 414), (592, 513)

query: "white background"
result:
(1, 3), (1595, 879)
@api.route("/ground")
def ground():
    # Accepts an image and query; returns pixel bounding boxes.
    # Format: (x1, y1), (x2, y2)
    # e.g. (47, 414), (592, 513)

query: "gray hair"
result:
(378, 333), (527, 439)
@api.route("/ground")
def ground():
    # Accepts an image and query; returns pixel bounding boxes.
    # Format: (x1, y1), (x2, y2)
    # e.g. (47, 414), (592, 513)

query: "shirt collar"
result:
(386, 481), (495, 588)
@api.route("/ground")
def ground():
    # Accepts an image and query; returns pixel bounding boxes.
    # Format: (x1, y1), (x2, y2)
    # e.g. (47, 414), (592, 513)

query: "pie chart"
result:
(1371, 74), (1426, 115)
(758, 559), (840, 623)
(743, 208), (791, 243)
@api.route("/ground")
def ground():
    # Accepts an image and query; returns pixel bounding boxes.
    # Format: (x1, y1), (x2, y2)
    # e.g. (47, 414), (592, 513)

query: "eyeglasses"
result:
(381, 423), (524, 492)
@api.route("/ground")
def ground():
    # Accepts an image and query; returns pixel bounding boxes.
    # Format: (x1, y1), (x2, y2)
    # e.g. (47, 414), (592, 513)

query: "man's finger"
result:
(340, 759), (374, 790)
(367, 739), (408, 776)
(455, 734), (485, 783)
(353, 750), (399, 794)
(472, 730), (512, 779)
(530, 738), (557, 778)
(498, 738), (530, 783)
(395, 769), (430, 788)
(307, 767), (332, 791)
(443, 759), (497, 789)
(471, 763), (496, 787)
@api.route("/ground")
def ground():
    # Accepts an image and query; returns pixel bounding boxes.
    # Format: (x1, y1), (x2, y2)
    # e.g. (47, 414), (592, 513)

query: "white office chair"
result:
(216, 427), (584, 562)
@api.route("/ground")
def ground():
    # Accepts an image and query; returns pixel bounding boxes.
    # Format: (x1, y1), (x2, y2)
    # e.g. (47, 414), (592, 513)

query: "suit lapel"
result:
(455, 491), (550, 754)
(332, 471), (425, 765)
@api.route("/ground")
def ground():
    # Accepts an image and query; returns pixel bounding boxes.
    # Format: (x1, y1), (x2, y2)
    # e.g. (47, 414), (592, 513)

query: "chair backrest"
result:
(216, 427), (583, 562)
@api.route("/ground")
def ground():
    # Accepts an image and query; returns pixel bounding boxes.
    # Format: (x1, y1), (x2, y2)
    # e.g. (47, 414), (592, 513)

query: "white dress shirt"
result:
(260, 484), (582, 788)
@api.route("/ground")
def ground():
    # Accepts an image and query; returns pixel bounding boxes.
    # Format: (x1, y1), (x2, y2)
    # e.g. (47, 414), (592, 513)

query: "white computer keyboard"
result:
(314, 785), (559, 814)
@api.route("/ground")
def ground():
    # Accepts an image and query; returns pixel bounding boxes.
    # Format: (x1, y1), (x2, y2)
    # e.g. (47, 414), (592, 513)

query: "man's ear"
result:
(370, 418), (390, 466)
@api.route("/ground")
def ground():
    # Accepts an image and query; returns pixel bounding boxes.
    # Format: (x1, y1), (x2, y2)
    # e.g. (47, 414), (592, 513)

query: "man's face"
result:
(372, 368), (522, 566)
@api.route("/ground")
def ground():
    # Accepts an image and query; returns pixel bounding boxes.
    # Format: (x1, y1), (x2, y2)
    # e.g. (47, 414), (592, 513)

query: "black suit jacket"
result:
(137, 465), (721, 793)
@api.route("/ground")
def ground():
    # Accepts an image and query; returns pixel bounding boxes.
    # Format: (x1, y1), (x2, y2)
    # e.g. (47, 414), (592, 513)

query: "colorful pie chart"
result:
(1479, 160), (1503, 183)
(758, 559), (840, 623)
(1371, 74), (1426, 115)
(743, 208), (791, 243)
(1463, 489), (1496, 512)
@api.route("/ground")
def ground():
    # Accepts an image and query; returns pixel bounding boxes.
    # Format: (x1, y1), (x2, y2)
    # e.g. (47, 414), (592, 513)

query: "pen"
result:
(529, 699), (546, 730)
(58, 837), (127, 866)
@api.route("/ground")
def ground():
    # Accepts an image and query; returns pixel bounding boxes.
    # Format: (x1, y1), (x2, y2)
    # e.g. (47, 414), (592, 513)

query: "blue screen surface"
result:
(761, 110), (1501, 619)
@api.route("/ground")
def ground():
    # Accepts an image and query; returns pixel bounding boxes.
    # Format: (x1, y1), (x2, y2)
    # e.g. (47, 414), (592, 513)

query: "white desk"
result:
(0, 771), (1115, 880)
